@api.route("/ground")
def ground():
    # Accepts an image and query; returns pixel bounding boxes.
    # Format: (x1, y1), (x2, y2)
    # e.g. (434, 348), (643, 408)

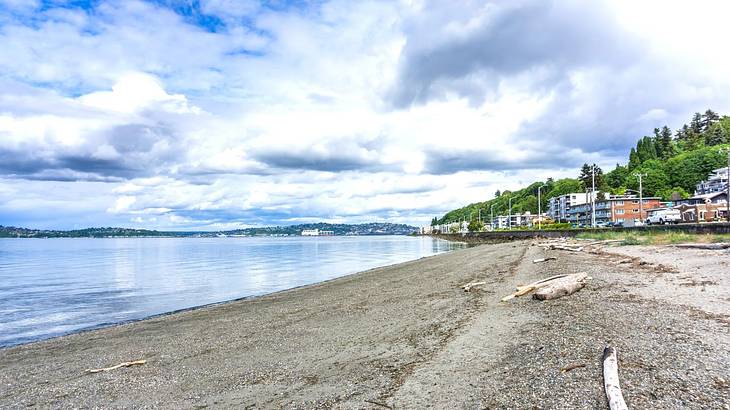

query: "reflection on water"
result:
(0, 236), (463, 347)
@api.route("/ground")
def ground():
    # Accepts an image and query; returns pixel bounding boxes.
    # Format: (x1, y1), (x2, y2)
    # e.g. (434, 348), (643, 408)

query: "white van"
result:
(646, 208), (681, 225)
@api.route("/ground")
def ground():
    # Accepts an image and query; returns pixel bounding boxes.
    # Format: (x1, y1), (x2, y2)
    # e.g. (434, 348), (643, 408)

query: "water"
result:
(0, 236), (463, 347)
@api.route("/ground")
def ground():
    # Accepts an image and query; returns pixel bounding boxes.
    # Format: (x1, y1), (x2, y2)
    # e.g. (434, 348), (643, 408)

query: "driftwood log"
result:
(532, 257), (557, 263)
(532, 273), (588, 300)
(462, 281), (487, 292)
(550, 245), (584, 252)
(85, 360), (146, 373)
(501, 274), (579, 302)
(602, 345), (628, 410)
(675, 243), (730, 250)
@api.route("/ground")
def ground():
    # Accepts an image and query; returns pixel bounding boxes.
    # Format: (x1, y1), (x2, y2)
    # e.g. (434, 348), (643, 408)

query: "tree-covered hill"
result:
(436, 110), (730, 225)
(0, 223), (418, 238)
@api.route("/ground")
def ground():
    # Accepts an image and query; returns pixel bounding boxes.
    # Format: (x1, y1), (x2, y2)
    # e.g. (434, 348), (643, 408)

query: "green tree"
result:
(605, 164), (629, 189)
(702, 109), (720, 132)
(494, 190), (501, 198)
(431, 217), (438, 226)
(628, 147), (641, 170)
(578, 163), (603, 190)
(468, 219), (484, 232)
(627, 160), (669, 197)
(665, 144), (730, 193)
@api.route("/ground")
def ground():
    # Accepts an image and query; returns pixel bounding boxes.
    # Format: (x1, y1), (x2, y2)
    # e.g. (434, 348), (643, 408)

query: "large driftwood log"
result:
(602, 345), (628, 410)
(500, 274), (572, 302)
(675, 243), (730, 250)
(532, 257), (557, 263)
(532, 273), (587, 300)
(550, 245), (584, 252)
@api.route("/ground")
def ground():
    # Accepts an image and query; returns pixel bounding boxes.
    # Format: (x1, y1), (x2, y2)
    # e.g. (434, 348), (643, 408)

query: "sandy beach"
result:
(1, 240), (728, 409)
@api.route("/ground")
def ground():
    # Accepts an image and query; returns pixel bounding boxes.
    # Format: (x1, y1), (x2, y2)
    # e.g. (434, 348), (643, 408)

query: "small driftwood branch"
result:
(462, 281), (487, 292)
(560, 363), (586, 373)
(85, 360), (146, 373)
(364, 399), (393, 409)
(602, 346), (628, 410)
(532, 257), (557, 263)
(532, 273), (588, 301)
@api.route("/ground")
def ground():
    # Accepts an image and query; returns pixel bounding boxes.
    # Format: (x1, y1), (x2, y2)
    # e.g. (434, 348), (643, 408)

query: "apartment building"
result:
(547, 193), (591, 222)
(566, 195), (662, 225)
(695, 167), (729, 195)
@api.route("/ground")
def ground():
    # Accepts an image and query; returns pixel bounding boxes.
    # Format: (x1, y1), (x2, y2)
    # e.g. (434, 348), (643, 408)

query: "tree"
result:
(431, 217), (438, 226)
(660, 126), (674, 158)
(578, 163), (603, 190)
(605, 164), (628, 189)
(628, 148), (641, 170)
(665, 144), (729, 193)
(627, 160), (669, 197)
(690, 112), (703, 134)
(494, 190), (501, 198)
(468, 219), (484, 232)
(702, 109), (720, 132)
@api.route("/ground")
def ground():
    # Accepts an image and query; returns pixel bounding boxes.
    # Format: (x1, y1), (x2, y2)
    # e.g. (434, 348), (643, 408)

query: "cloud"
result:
(2, 0), (730, 229)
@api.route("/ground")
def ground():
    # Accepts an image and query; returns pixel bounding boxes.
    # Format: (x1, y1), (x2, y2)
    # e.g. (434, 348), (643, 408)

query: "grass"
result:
(576, 231), (730, 246)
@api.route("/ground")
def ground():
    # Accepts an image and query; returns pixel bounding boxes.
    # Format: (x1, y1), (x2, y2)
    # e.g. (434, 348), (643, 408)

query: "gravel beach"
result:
(1, 240), (728, 409)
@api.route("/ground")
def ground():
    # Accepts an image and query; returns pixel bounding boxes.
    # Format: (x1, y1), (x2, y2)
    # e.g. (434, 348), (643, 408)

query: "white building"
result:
(547, 192), (593, 222)
(695, 167), (729, 195)
(301, 229), (320, 236)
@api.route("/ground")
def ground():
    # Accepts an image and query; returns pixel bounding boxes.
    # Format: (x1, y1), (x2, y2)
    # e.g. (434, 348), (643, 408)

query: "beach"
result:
(1, 240), (728, 409)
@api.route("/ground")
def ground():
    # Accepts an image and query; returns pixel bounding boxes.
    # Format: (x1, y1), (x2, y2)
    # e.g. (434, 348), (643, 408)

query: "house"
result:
(674, 191), (728, 222)
(695, 167), (729, 195)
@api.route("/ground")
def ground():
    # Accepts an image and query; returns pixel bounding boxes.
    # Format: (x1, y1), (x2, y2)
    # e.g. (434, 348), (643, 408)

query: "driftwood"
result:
(85, 360), (146, 373)
(501, 274), (571, 302)
(550, 245), (584, 252)
(560, 363), (586, 373)
(532, 257), (557, 263)
(602, 345), (628, 410)
(462, 281), (487, 292)
(532, 273), (588, 300)
(675, 243), (730, 250)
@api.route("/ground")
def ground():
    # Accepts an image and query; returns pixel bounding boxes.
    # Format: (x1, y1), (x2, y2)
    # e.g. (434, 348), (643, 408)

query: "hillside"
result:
(437, 110), (730, 224)
(0, 223), (418, 238)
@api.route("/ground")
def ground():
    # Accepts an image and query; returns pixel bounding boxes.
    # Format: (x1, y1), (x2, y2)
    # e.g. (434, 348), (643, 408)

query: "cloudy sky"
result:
(1, 0), (729, 230)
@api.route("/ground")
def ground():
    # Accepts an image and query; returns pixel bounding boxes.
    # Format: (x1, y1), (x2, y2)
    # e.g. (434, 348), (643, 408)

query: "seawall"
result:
(430, 222), (730, 244)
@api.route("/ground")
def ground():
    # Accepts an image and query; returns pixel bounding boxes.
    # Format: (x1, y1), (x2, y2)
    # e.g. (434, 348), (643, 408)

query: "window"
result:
(632, 200), (639, 204)
(615, 200), (624, 205)
(616, 209), (625, 214)
(633, 209), (639, 213)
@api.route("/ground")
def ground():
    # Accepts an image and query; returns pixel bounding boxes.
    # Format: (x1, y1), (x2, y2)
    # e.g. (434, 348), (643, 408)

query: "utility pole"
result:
(634, 173), (646, 223)
(537, 184), (545, 230)
(490, 203), (495, 231)
(591, 165), (596, 228)
(508, 197), (513, 230)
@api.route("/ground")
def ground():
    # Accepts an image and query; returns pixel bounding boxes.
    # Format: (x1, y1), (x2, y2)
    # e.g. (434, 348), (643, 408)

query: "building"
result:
(547, 193), (592, 222)
(674, 191), (729, 222)
(301, 229), (320, 236)
(676, 191), (729, 206)
(490, 212), (540, 229)
(566, 195), (663, 225)
(695, 167), (729, 195)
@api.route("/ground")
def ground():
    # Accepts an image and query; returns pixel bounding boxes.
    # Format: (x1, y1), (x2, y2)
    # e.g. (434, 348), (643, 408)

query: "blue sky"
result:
(1, 0), (730, 230)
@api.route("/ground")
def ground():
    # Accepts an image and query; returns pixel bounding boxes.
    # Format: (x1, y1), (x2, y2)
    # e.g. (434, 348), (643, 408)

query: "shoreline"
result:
(1, 241), (727, 408)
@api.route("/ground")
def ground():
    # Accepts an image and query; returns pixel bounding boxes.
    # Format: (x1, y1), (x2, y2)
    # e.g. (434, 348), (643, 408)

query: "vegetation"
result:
(436, 110), (730, 225)
(0, 223), (418, 238)
(576, 231), (730, 246)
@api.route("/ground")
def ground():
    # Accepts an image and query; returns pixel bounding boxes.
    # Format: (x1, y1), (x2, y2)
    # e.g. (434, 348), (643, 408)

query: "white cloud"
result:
(1, 0), (730, 229)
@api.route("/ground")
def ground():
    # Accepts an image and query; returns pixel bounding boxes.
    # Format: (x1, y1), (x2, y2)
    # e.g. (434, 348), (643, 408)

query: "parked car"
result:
(646, 208), (681, 225)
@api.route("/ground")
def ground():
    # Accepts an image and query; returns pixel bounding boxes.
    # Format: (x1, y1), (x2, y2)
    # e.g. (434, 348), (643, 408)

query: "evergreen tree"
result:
(494, 190), (501, 198)
(431, 217), (438, 226)
(690, 112), (703, 135)
(701, 109), (720, 132)
(660, 126), (674, 158)
(628, 147), (641, 170)
(578, 163), (603, 189)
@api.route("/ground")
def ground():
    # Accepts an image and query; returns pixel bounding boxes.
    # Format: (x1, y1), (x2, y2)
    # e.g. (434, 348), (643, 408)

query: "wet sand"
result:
(1, 241), (728, 408)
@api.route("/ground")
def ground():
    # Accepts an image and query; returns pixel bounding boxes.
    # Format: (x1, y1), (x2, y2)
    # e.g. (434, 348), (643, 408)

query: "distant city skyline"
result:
(1, 0), (730, 230)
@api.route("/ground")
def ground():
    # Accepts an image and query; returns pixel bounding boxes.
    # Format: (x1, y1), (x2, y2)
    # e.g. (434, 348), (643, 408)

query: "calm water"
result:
(0, 236), (463, 347)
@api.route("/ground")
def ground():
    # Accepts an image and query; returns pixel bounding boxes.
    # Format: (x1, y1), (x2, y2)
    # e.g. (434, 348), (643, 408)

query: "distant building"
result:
(547, 193), (592, 222)
(566, 195), (662, 225)
(674, 191), (728, 222)
(676, 191), (728, 206)
(490, 212), (539, 229)
(301, 229), (320, 236)
(695, 167), (729, 195)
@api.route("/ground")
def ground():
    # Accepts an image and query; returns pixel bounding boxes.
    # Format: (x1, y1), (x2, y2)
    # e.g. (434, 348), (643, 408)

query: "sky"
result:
(1, 0), (730, 230)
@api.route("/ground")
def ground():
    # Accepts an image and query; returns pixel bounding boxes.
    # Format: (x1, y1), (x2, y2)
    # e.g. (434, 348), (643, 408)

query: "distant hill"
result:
(0, 223), (418, 238)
